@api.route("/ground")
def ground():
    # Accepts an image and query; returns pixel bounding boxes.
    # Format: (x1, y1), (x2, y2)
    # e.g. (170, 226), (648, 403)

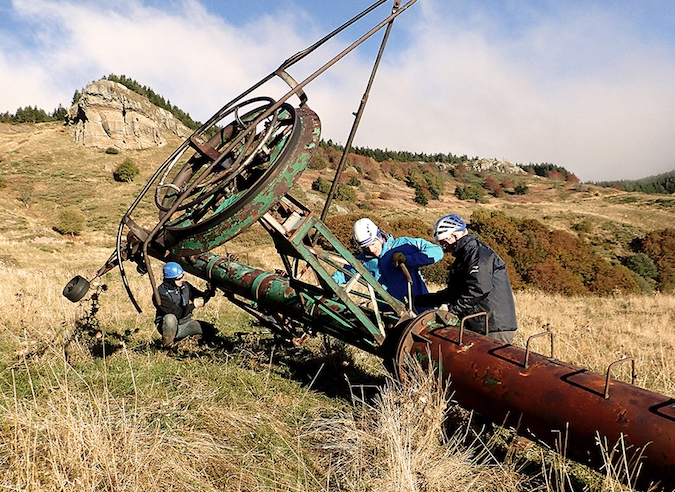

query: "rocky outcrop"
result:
(66, 80), (191, 150)
(468, 157), (527, 175)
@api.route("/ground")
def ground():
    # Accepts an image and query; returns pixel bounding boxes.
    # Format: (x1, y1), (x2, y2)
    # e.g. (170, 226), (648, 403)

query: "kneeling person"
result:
(154, 262), (215, 348)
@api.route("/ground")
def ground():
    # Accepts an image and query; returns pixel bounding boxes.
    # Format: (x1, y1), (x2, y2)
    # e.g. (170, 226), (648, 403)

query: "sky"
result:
(1, 0), (675, 182)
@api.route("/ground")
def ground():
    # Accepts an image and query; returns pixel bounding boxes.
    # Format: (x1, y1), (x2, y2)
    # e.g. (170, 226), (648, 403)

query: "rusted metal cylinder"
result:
(397, 309), (675, 491)
(180, 251), (391, 353)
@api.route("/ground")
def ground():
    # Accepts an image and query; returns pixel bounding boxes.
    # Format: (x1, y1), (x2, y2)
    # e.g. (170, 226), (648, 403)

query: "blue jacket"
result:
(333, 236), (443, 310)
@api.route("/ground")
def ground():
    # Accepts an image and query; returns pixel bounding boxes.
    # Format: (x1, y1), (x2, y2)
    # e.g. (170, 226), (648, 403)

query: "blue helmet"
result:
(433, 214), (467, 242)
(163, 262), (184, 279)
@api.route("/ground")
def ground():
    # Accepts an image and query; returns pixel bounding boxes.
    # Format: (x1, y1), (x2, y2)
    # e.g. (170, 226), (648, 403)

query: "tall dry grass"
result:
(1, 263), (674, 491)
(514, 290), (675, 396)
(309, 360), (526, 491)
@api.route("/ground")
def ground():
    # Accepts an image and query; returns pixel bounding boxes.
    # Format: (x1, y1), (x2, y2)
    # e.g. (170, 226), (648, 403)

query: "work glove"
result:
(204, 282), (217, 301)
(414, 294), (433, 308)
(392, 252), (407, 267)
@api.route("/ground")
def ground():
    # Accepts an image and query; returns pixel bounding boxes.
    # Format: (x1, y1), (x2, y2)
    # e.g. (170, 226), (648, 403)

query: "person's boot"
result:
(162, 323), (177, 348)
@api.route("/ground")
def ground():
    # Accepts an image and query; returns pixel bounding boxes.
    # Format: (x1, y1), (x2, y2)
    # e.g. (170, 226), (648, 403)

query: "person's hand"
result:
(392, 252), (407, 267)
(205, 282), (217, 300)
(193, 297), (205, 308)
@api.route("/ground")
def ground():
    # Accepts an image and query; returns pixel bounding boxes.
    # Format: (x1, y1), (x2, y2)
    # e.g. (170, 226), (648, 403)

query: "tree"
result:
(113, 158), (140, 182)
(413, 186), (428, 206)
(54, 208), (85, 236)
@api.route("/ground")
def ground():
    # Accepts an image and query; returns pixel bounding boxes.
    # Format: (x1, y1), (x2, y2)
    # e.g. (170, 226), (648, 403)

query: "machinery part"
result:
(159, 102), (321, 256)
(396, 309), (675, 492)
(179, 249), (405, 353)
(62, 275), (90, 302)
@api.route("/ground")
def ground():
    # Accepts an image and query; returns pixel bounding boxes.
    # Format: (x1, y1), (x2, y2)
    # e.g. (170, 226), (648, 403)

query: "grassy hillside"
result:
(1, 122), (675, 491)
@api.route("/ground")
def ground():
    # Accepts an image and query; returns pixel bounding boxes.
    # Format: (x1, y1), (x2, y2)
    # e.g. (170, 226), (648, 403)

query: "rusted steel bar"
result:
(320, 0), (404, 223)
(397, 309), (675, 491)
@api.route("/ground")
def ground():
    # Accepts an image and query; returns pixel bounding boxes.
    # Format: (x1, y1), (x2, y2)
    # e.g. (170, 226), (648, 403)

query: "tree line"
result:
(0, 105), (68, 123)
(595, 171), (675, 195)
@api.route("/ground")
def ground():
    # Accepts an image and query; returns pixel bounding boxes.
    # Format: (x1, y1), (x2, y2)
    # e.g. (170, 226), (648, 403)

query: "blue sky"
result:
(1, 0), (674, 181)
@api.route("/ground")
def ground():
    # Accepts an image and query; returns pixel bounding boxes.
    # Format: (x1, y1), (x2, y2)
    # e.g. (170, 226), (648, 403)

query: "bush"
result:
(54, 208), (85, 236)
(348, 175), (361, 187)
(454, 185), (485, 202)
(105, 147), (120, 155)
(636, 228), (675, 291)
(622, 253), (658, 279)
(413, 187), (429, 206)
(311, 177), (331, 194)
(335, 183), (356, 202)
(514, 184), (529, 195)
(308, 154), (329, 170)
(0, 175), (6, 189)
(571, 219), (593, 234)
(113, 158), (140, 182)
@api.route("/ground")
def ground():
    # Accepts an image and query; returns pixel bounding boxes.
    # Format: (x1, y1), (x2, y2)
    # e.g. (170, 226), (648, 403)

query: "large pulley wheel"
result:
(156, 97), (321, 256)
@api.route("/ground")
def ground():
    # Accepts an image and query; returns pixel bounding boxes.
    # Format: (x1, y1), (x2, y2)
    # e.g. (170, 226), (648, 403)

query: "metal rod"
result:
(320, 0), (404, 223)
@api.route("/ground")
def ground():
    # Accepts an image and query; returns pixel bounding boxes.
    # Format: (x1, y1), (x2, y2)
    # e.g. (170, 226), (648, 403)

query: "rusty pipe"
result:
(397, 309), (675, 491)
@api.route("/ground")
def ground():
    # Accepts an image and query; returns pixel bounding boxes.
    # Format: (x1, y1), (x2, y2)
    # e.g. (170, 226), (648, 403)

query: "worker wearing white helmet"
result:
(415, 214), (518, 343)
(333, 217), (443, 312)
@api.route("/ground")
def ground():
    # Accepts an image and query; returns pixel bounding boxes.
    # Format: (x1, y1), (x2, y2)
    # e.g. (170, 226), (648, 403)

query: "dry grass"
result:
(1, 261), (674, 491)
(3, 122), (675, 490)
(309, 361), (525, 491)
(514, 290), (675, 396)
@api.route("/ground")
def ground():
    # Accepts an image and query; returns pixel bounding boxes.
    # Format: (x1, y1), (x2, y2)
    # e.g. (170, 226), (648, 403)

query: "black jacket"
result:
(154, 280), (205, 325)
(416, 233), (517, 334)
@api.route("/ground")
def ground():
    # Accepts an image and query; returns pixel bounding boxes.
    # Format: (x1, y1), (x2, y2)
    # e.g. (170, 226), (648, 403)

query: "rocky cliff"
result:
(66, 80), (191, 150)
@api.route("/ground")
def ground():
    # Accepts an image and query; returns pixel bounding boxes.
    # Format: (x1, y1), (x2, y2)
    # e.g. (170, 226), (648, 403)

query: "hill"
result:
(2, 120), (675, 294)
(2, 117), (675, 490)
(596, 169), (675, 195)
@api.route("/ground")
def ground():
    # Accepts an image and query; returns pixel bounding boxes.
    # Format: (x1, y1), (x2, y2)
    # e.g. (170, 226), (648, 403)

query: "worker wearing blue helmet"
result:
(153, 261), (216, 348)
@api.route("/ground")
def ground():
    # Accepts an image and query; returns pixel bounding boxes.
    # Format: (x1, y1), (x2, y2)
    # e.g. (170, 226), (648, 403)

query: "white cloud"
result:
(1, 0), (674, 181)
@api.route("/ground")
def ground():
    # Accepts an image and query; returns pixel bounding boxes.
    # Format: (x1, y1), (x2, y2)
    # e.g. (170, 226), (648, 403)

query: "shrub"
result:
(113, 158), (140, 182)
(413, 187), (429, 206)
(348, 175), (361, 187)
(335, 183), (356, 202)
(379, 191), (392, 200)
(0, 175), (6, 189)
(636, 228), (675, 292)
(105, 147), (120, 155)
(622, 253), (658, 279)
(311, 177), (331, 194)
(454, 185), (485, 202)
(514, 184), (529, 195)
(571, 219), (593, 234)
(469, 210), (642, 295)
(54, 208), (85, 236)
(308, 154), (329, 170)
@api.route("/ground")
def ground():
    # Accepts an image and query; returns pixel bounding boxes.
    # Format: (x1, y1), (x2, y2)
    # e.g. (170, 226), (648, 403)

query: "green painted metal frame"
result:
(258, 194), (408, 350)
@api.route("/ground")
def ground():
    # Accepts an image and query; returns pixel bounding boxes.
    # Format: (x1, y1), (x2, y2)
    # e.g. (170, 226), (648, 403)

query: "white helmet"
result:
(433, 214), (467, 242)
(353, 218), (379, 247)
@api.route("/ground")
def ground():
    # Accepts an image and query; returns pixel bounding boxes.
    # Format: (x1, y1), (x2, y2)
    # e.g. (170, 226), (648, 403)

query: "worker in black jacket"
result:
(415, 214), (518, 343)
(154, 262), (216, 347)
